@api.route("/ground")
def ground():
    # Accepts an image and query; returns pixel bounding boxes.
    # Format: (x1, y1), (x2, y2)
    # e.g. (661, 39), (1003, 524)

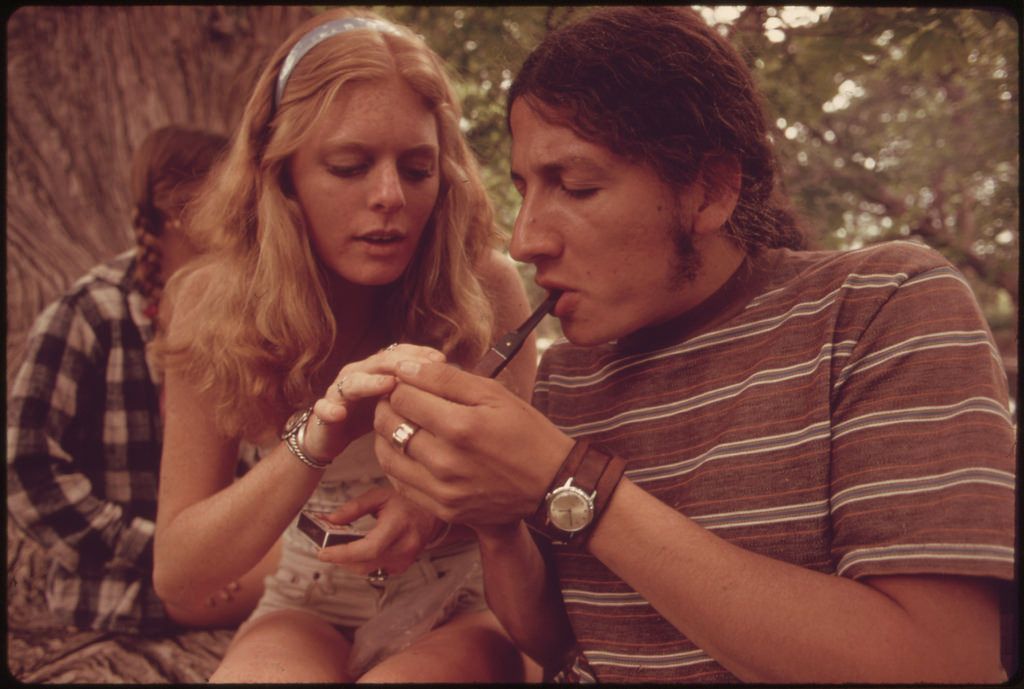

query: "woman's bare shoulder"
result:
(160, 259), (222, 332)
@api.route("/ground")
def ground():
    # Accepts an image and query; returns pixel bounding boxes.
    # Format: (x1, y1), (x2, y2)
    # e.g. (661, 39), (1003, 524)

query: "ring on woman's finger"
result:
(335, 377), (348, 400)
(390, 421), (417, 453)
(367, 567), (388, 587)
(384, 342), (399, 352)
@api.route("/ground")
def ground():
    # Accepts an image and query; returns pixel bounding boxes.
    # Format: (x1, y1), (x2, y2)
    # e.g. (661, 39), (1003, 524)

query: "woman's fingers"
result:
(315, 482), (442, 575)
(324, 486), (387, 524)
(336, 371), (399, 401)
(341, 344), (445, 383)
(316, 516), (412, 575)
(314, 345), (446, 424)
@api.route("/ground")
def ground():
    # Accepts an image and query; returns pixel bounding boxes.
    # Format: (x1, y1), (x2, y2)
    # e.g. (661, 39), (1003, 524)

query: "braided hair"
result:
(129, 126), (228, 317)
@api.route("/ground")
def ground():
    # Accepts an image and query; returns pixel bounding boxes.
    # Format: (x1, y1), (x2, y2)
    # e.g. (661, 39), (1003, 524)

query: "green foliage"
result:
(730, 7), (1018, 350)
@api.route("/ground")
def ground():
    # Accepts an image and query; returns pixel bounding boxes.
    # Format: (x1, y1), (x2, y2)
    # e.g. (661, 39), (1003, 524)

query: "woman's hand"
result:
(302, 344), (445, 462)
(314, 484), (448, 577)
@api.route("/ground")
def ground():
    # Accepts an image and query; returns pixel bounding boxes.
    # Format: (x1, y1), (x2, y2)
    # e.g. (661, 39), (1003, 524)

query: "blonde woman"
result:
(151, 8), (534, 683)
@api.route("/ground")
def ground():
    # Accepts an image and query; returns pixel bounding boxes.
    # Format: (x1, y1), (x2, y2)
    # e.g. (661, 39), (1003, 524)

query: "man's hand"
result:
(373, 360), (574, 525)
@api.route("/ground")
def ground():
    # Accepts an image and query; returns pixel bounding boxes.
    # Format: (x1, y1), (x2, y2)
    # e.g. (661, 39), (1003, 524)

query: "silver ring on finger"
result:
(367, 567), (388, 587)
(384, 342), (399, 351)
(390, 421), (417, 453)
(335, 377), (348, 400)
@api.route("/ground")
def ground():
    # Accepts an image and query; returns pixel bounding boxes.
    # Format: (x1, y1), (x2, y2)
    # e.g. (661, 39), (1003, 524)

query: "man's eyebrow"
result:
(511, 155), (606, 180)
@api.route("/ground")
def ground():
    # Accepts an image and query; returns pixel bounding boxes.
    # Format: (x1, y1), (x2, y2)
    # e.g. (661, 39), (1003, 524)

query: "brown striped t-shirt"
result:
(533, 241), (1016, 683)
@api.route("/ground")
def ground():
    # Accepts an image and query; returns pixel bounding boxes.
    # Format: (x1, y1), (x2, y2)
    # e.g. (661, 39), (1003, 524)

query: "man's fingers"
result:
(394, 360), (493, 405)
(372, 430), (459, 516)
(386, 362), (509, 448)
(373, 426), (431, 484)
(383, 475), (454, 525)
(374, 398), (450, 477)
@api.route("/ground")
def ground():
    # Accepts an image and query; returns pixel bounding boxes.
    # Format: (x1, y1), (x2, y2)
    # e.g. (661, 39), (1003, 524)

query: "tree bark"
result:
(6, 6), (315, 395)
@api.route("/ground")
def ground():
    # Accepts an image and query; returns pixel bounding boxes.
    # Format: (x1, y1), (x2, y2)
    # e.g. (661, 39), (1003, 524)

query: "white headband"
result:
(274, 17), (404, 110)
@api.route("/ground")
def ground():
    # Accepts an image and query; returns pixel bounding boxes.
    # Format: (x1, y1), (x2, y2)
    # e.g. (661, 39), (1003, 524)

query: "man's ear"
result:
(692, 154), (741, 235)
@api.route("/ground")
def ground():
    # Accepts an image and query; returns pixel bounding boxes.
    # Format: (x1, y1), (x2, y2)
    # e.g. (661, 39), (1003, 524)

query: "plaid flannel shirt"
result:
(6, 250), (172, 633)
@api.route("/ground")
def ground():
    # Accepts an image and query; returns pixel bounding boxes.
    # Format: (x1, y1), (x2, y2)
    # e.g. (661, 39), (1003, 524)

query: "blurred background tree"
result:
(7, 5), (1017, 399)
(378, 5), (1019, 400)
(5, 6), (315, 395)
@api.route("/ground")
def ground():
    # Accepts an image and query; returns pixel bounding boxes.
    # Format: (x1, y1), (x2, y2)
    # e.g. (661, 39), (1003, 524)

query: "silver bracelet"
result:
(283, 407), (333, 470)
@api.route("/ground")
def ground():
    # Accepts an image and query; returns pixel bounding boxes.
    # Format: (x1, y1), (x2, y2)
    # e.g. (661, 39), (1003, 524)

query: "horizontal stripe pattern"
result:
(832, 396), (1014, 440)
(837, 543), (1015, 577)
(554, 345), (843, 436)
(537, 243), (1015, 683)
(831, 467), (1015, 512)
(691, 499), (830, 530)
(563, 588), (649, 608)
(586, 647), (716, 671)
(625, 421), (831, 483)
(539, 287), (844, 392)
(537, 266), (972, 394)
(835, 330), (1003, 388)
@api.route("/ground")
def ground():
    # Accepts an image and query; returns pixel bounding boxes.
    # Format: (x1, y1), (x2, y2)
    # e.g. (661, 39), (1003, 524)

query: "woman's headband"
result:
(274, 17), (403, 110)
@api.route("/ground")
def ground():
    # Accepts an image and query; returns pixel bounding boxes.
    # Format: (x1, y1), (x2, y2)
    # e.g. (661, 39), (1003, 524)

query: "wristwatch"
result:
(527, 440), (626, 548)
(545, 477), (596, 534)
(281, 406), (332, 470)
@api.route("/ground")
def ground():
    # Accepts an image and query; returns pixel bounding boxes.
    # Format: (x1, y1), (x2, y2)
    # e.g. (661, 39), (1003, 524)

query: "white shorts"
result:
(247, 534), (486, 632)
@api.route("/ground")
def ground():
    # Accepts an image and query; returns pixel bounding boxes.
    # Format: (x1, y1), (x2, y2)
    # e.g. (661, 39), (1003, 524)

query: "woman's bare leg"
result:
(210, 609), (353, 683)
(357, 609), (526, 683)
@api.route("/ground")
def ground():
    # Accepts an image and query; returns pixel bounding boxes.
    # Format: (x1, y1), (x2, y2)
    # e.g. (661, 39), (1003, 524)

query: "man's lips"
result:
(537, 280), (569, 296)
(537, 283), (571, 317)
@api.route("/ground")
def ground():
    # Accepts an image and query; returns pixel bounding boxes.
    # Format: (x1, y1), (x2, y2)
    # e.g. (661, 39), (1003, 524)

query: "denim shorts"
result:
(247, 526), (486, 632)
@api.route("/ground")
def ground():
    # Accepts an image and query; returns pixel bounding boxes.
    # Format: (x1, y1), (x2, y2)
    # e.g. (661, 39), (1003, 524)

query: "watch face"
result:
(548, 488), (594, 533)
(282, 408), (308, 440)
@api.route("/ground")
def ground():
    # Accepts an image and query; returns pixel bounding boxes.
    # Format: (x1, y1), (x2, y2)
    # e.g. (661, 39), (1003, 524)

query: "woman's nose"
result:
(369, 163), (405, 213)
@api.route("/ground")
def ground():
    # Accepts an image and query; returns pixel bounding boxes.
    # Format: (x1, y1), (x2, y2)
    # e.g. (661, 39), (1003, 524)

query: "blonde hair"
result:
(158, 8), (498, 439)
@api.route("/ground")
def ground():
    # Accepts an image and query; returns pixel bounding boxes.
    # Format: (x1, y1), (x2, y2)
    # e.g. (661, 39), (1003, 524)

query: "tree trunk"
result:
(5, 5), (315, 396)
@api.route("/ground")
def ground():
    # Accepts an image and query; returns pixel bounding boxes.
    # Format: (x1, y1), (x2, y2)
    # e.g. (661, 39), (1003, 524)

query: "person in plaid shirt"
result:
(5, 126), (272, 633)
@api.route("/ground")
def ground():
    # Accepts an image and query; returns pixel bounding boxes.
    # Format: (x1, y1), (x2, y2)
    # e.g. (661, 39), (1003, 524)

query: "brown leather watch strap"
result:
(576, 454), (626, 549)
(571, 443), (609, 493)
